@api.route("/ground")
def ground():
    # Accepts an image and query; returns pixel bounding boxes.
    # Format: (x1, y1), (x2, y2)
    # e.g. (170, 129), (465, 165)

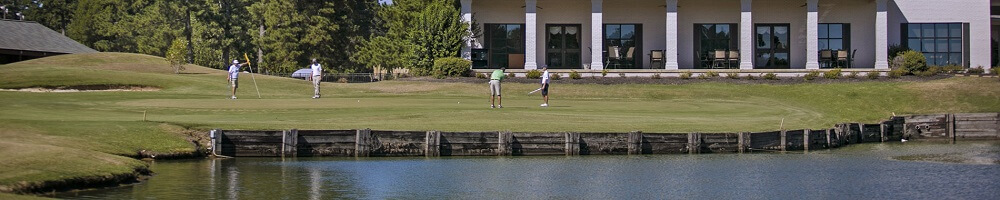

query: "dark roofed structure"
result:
(0, 19), (97, 64)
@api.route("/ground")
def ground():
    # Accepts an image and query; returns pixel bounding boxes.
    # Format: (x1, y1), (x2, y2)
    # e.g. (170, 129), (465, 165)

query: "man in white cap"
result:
(227, 60), (247, 99)
(308, 58), (323, 99)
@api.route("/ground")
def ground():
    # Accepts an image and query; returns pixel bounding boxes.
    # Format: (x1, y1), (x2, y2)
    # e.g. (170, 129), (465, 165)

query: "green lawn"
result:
(0, 52), (998, 196)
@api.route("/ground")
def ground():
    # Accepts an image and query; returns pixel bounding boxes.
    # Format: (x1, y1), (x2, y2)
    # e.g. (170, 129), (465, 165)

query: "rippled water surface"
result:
(57, 141), (1000, 199)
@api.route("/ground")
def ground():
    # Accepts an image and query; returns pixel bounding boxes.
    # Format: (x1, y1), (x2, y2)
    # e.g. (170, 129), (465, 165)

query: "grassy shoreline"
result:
(1, 53), (998, 197)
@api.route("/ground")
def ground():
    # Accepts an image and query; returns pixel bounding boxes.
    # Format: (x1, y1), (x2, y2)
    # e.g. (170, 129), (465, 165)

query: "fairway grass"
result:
(1, 53), (999, 196)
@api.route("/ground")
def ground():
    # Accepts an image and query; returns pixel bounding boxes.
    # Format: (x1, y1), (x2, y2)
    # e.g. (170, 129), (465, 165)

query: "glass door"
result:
(755, 24), (790, 69)
(546, 24), (582, 69)
(604, 24), (642, 69)
(694, 24), (738, 69)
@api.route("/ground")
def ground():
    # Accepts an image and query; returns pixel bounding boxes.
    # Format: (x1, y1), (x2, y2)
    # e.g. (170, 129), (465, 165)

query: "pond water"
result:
(56, 141), (1000, 199)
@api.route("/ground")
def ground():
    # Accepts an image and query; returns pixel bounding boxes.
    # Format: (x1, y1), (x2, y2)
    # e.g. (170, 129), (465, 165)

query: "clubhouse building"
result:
(460, 0), (996, 72)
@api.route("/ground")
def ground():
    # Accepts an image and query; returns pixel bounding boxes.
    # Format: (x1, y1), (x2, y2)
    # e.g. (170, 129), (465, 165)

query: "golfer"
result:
(308, 58), (323, 99)
(540, 67), (550, 107)
(227, 60), (248, 99)
(489, 68), (506, 108)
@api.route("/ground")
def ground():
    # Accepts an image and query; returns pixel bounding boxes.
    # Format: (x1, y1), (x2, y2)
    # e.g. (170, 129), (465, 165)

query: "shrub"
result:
(866, 71), (880, 79)
(763, 73), (779, 80)
(697, 73), (708, 79)
(619, 72), (626, 78)
(846, 71), (859, 79)
(705, 70), (720, 77)
(679, 71), (693, 79)
(726, 72), (739, 79)
(898, 50), (927, 75)
(651, 73), (662, 79)
(570, 70), (582, 79)
(889, 55), (905, 70)
(475, 73), (487, 79)
(526, 70), (542, 79)
(941, 65), (964, 74)
(888, 44), (910, 61)
(337, 77), (349, 83)
(823, 69), (842, 79)
(991, 67), (1000, 75)
(432, 57), (472, 78)
(915, 66), (941, 77)
(602, 69), (609, 77)
(888, 69), (905, 78)
(967, 66), (985, 75)
(804, 71), (820, 80)
(744, 73), (756, 80)
(551, 73), (562, 80)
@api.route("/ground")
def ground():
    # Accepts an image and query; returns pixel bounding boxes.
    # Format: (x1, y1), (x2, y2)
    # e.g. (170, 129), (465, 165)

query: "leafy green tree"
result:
(166, 38), (187, 74)
(353, 36), (418, 72)
(365, 0), (468, 75)
(249, 0), (303, 73)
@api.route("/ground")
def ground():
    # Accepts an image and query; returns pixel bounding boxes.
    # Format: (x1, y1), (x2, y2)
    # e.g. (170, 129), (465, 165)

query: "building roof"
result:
(0, 19), (97, 54)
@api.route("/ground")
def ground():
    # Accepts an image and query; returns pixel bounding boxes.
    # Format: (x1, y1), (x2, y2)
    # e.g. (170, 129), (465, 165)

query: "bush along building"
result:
(460, 0), (995, 73)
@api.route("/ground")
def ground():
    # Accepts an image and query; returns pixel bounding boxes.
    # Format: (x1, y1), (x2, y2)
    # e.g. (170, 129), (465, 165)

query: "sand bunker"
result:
(0, 85), (160, 93)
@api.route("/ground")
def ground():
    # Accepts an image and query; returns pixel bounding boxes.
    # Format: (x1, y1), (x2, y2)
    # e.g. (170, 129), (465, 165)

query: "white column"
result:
(739, 0), (753, 69)
(874, 0), (889, 69)
(664, 0), (679, 69)
(590, 0), (604, 70)
(461, 0), (473, 60)
(805, 0), (819, 69)
(525, 0), (539, 70)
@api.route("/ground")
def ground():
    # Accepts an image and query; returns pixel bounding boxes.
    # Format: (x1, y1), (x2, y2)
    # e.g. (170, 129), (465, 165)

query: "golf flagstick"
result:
(244, 53), (262, 98)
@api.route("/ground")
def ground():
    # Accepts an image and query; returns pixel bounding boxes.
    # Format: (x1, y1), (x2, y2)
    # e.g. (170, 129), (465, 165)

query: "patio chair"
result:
(712, 50), (726, 69)
(820, 50), (833, 68)
(605, 46), (621, 69)
(837, 50), (849, 68)
(727, 51), (739, 69)
(649, 50), (664, 69)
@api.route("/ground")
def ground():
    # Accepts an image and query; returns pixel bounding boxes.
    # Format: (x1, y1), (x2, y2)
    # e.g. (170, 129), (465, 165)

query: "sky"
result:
(379, 0), (392, 5)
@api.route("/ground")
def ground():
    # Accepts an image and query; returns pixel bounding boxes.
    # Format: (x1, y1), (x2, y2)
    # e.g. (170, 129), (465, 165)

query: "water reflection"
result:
(56, 142), (1000, 199)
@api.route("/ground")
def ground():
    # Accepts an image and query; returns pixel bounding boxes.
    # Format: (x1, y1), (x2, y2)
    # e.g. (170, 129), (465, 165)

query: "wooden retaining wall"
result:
(209, 113), (1000, 157)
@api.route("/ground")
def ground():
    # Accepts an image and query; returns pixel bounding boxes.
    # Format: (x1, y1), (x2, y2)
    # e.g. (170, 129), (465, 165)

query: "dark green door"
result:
(546, 24), (582, 69)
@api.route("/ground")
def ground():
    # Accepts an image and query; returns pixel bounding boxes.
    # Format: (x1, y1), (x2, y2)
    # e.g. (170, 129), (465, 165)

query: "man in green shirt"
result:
(489, 68), (506, 108)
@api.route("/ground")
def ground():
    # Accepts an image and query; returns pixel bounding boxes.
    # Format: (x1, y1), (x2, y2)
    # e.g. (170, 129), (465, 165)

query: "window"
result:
(903, 23), (965, 66)
(483, 24), (526, 69)
(694, 23), (739, 69)
(604, 24), (642, 69)
(818, 23), (850, 52)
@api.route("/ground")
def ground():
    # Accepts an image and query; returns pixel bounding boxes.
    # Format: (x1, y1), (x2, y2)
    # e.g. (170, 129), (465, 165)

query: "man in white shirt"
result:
(227, 60), (246, 99)
(308, 58), (323, 99)
(540, 67), (550, 107)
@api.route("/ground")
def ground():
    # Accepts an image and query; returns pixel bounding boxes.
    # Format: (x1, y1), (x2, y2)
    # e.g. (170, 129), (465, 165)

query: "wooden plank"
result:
(425, 131), (440, 157)
(438, 132), (500, 144)
(498, 131), (513, 156)
(211, 129), (222, 156)
(628, 131), (643, 155)
(565, 132), (579, 156)
(355, 129), (371, 157)
(749, 131), (781, 150)
(282, 129), (297, 157)
(803, 129), (810, 151)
